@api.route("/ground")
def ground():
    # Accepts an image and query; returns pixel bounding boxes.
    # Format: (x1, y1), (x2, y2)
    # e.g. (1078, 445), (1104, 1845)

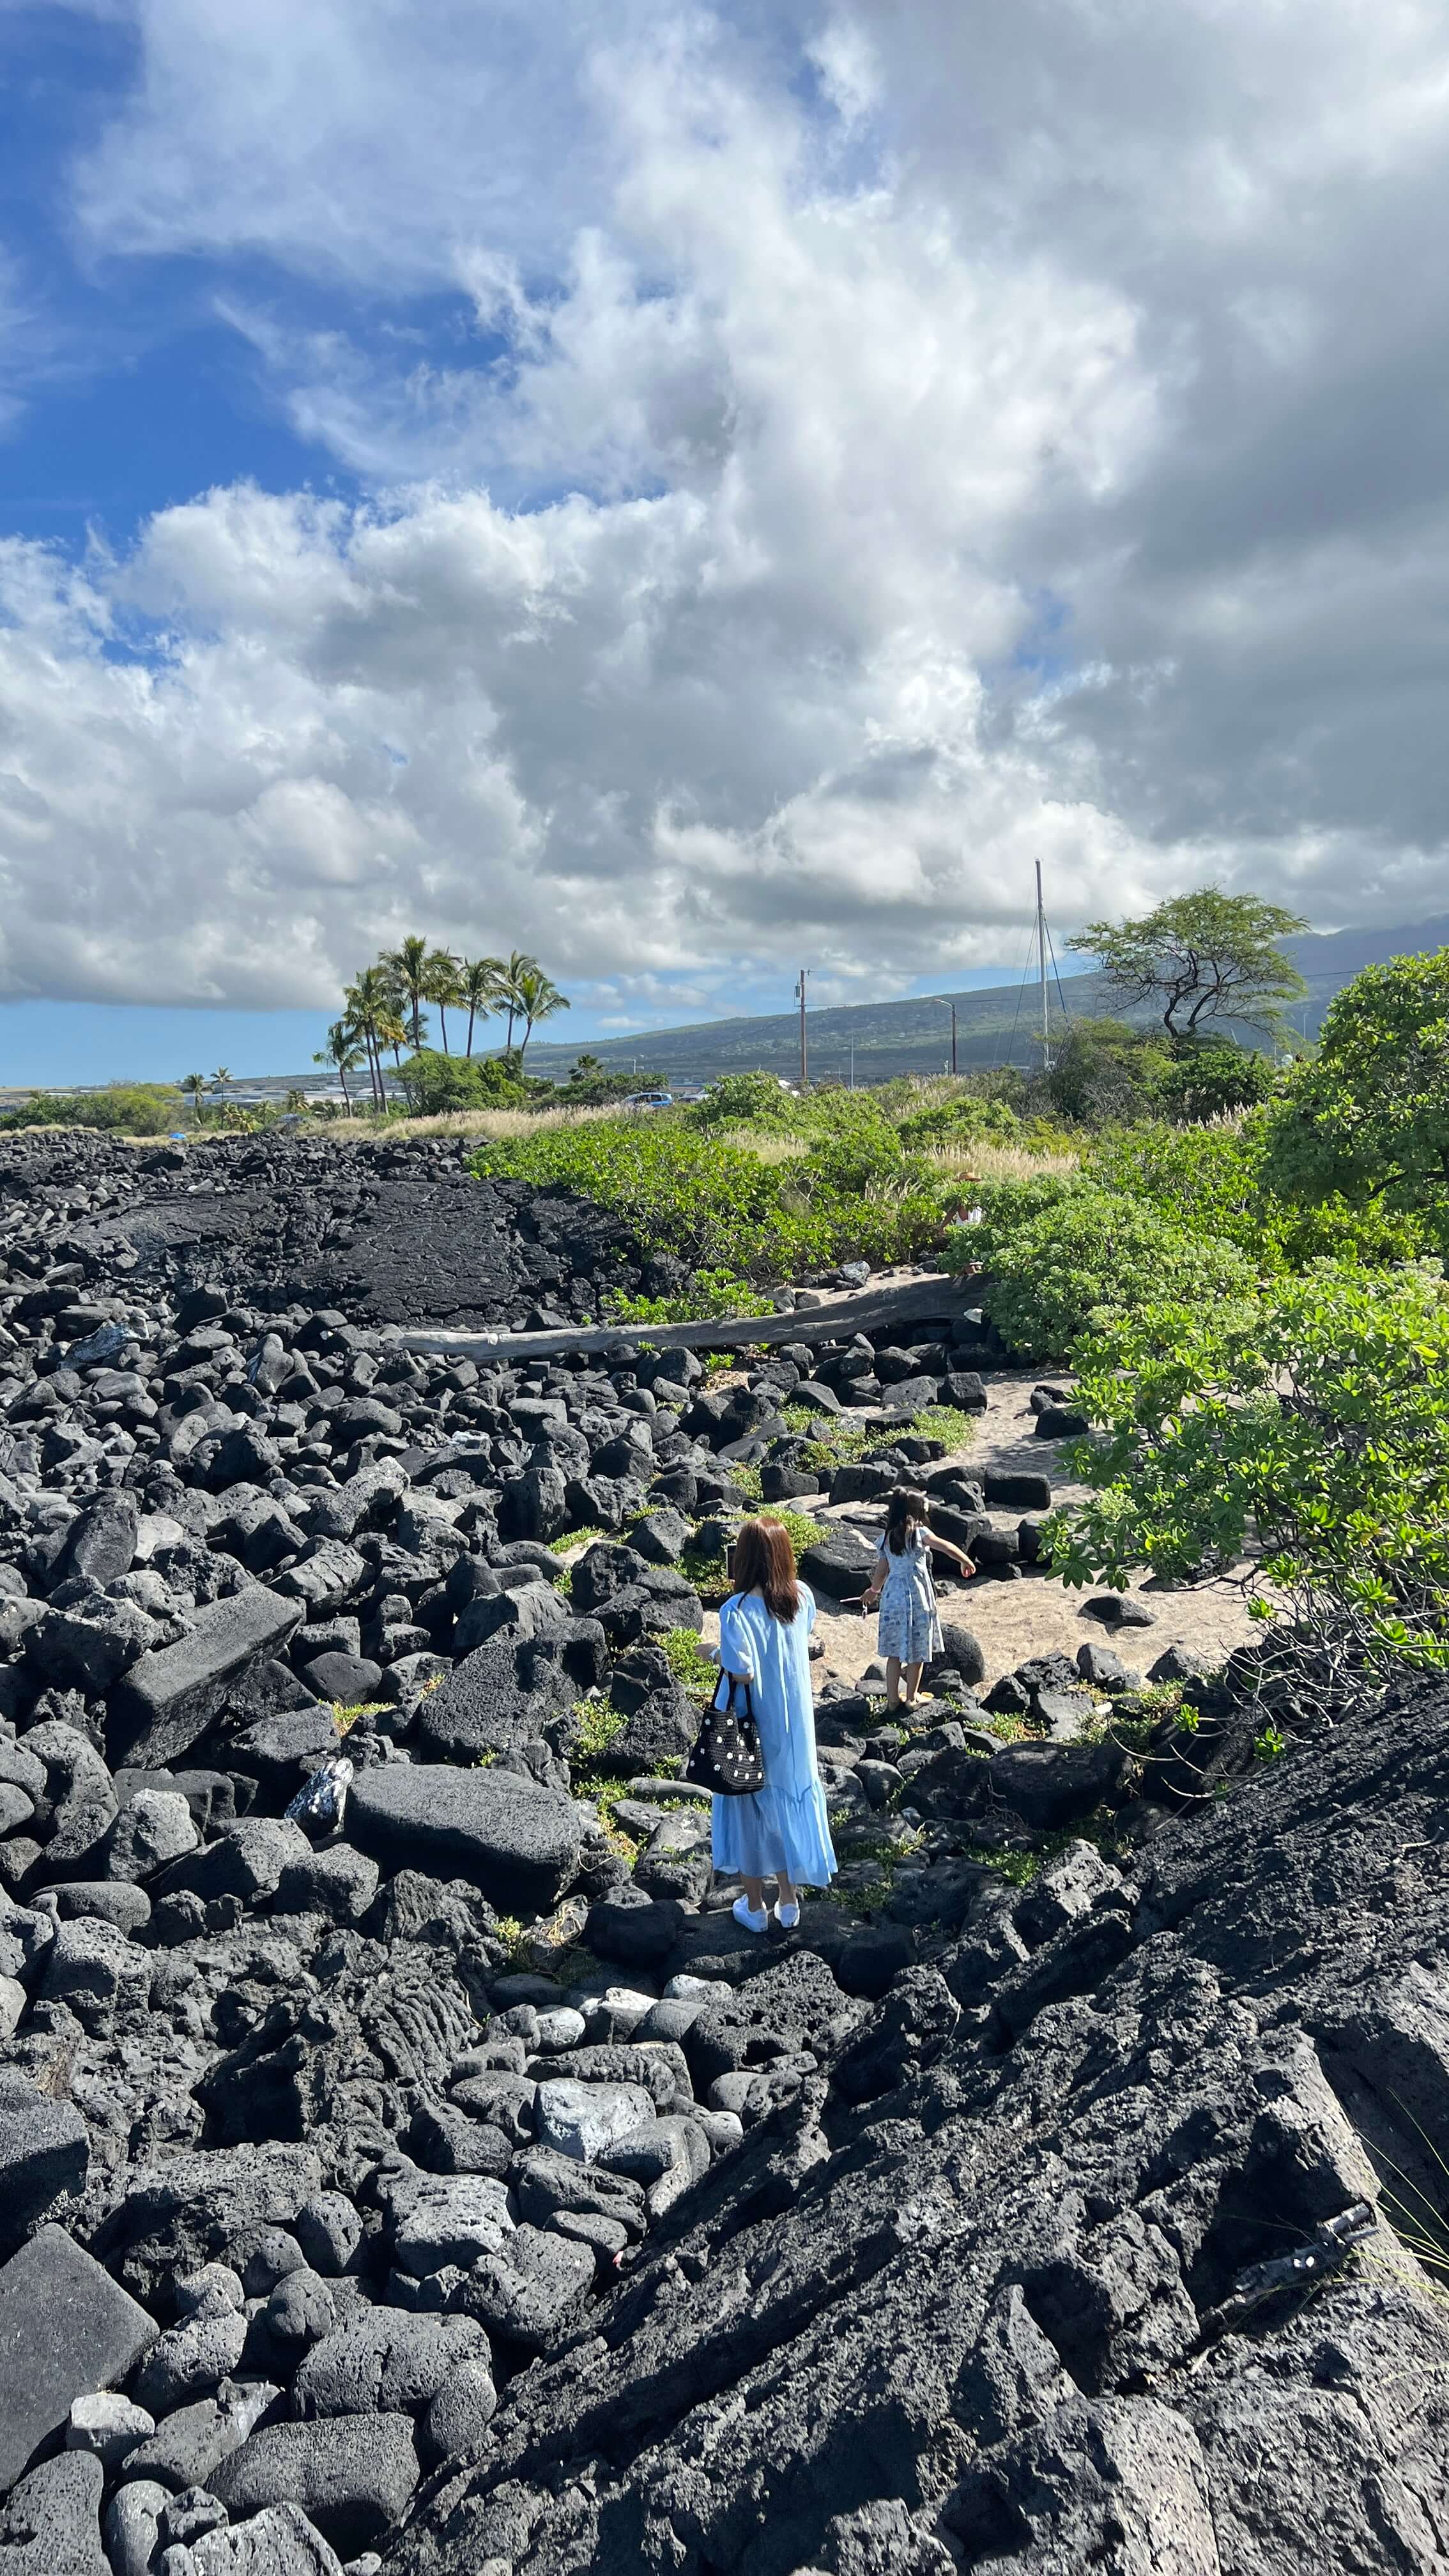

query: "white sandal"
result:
(732, 1896), (768, 1935)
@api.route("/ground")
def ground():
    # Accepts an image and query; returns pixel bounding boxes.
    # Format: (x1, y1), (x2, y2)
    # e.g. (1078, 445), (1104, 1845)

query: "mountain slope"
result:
(515, 912), (1449, 1086)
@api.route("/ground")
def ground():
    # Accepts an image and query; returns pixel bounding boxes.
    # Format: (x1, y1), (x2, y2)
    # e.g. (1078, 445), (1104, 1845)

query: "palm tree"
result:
(378, 1000), (408, 1096)
(514, 964), (571, 1060)
(498, 949), (537, 1050)
(382, 935), (433, 1050)
(425, 949), (464, 1057)
(343, 968), (392, 1113)
(314, 1021), (365, 1117)
(180, 1072), (207, 1126)
(211, 1066), (231, 1094)
(460, 956), (505, 1058)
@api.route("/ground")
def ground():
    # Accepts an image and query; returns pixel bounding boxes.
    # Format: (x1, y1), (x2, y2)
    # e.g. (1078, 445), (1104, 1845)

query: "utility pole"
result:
(848, 1042), (855, 1091)
(795, 969), (809, 1089)
(933, 995), (958, 1075)
(1035, 861), (1051, 1073)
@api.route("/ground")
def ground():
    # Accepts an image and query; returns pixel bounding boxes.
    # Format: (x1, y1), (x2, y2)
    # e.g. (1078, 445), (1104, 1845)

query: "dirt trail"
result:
(705, 1368), (1260, 1693)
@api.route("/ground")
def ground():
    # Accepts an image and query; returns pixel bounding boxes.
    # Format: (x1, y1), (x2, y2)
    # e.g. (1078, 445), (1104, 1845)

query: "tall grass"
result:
(925, 1141), (1082, 1184)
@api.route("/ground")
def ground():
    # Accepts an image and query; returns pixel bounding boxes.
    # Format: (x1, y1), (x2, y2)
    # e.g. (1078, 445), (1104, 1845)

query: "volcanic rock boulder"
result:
(347, 1767), (585, 1915)
(380, 1685), (1449, 2576)
(107, 1586), (303, 1768)
(0, 2228), (157, 2493)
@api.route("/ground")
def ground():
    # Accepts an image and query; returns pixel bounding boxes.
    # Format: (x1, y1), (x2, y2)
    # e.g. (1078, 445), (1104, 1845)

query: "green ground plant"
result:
(571, 1699), (627, 1762)
(657, 1627), (718, 1693)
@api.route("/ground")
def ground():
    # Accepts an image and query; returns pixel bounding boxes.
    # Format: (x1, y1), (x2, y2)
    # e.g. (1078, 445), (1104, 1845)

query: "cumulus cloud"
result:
(1, 0), (1447, 1009)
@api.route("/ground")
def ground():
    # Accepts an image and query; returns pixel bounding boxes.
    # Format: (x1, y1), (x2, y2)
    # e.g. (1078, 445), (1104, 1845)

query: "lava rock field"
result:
(0, 1128), (1443, 2576)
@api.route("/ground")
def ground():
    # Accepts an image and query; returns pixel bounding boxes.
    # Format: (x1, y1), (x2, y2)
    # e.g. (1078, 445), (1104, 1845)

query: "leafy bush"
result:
(1043, 1020), (1172, 1126)
(895, 1094), (1023, 1148)
(949, 1178), (1255, 1362)
(1157, 1040), (1277, 1124)
(694, 1071), (802, 1130)
(1085, 1117), (1426, 1269)
(397, 1049), (529, 1116)
(1262, 949), (1449, 1256)
(604, 1269), (776, 1324)
(474, 1112), (954, 1280)
(1046, 1259), (1449, 1683)
(0, 1084), (184, 1134)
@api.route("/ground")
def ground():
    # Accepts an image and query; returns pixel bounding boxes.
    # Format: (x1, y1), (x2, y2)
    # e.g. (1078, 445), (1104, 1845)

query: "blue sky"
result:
(0, 1), (1444, 1089)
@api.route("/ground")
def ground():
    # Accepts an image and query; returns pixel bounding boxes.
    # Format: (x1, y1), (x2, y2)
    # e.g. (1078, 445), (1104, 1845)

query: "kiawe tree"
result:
(1068, 887), (1308, 1041)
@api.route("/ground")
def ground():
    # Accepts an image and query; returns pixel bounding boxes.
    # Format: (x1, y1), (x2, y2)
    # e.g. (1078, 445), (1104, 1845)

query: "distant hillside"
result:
(188, 910), (1449, 1099)
(512, 912), (1449, 1088)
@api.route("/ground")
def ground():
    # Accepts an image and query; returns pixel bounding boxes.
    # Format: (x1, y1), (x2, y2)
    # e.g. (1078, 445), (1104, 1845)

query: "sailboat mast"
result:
(1035, 861), (1051, 1071)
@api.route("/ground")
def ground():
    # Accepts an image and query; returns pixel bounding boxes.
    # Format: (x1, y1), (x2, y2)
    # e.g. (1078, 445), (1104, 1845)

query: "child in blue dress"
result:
(714, 1517), (837, 1935)
(861, 1487), (976, 1711)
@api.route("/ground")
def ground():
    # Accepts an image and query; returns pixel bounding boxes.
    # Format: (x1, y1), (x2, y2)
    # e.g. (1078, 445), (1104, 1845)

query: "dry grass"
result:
(390, 1105), (620, 1140)
(710, 1126), (811, 1163)
(923, 1140), (1082, 1184)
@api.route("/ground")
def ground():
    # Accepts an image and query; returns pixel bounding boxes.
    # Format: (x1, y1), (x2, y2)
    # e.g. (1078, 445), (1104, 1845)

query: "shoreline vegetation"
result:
(4, 895), (1448, 1692)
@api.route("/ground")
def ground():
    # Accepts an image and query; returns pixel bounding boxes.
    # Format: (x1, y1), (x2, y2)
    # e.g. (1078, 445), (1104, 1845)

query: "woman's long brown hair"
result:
(731, 1515), (801, 1623)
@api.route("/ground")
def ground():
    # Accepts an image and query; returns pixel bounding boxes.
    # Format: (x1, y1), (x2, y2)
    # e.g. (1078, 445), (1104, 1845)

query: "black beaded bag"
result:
(685, 1670), (765, 1797)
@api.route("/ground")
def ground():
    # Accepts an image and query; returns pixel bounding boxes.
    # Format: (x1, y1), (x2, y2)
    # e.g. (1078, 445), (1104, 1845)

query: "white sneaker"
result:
(732, 1896), (768, 1935)
(774, 1900), (801, 1930)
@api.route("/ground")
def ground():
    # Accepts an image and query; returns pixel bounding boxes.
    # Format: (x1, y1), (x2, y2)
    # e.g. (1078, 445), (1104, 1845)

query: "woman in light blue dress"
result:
(861, 1487), (976, 1712)
(714, 1517), (837, 1935)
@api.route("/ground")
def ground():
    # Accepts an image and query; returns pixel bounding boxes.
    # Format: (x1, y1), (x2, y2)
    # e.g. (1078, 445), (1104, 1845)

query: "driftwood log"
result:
(396, 1269), (978, 1364)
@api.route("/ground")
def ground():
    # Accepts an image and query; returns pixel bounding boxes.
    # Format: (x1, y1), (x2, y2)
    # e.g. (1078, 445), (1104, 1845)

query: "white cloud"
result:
(3, 0), (1448, 1009)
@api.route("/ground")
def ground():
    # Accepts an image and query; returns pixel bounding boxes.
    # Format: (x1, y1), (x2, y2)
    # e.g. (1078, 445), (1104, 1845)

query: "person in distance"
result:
(714, 1516), (837, 1935)
(858, 1485), (975, 1712)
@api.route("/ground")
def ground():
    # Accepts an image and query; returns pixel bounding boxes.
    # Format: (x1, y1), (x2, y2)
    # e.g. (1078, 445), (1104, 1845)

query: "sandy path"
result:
(702, 1368), (1260, 1693)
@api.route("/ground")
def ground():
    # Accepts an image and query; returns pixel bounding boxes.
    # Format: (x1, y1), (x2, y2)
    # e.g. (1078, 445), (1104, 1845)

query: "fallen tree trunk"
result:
(396, 1269), (978, 1364)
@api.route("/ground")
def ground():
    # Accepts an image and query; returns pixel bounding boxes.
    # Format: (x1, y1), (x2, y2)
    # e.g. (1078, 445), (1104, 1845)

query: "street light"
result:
(933, 995), (958, 1075)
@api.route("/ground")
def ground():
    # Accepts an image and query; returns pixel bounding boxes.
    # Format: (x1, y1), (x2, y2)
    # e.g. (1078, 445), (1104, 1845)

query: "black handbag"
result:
(685, 1669), (765, 1797)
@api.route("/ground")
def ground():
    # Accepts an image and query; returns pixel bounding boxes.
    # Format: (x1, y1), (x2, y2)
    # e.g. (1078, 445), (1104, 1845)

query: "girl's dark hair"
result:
(884, 1487), (929, 1556)
(732, 1516), (801, 1623)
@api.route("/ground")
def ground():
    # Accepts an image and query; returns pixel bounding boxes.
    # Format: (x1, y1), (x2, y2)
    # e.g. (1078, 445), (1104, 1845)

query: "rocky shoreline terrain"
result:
(0, 1129), (1443, 2575)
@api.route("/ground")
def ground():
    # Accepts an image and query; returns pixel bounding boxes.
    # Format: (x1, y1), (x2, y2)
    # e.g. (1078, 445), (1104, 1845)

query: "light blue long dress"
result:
(712, 1584), (838, 1889)
(875, 1528), (944, 1664)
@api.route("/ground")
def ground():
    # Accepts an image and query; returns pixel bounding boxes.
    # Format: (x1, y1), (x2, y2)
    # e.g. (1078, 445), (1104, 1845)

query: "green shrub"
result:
(1262, 949), (1449, 1258)
(397, 1049), (528, 1116)
(474, 1114), (950, 1279)
(693, 1071), (803, 1130)
(1045, 1259), (1449, 1683)
(0, 1083), (183, 1134)
(1085, 1117), (1425, 1269)
(1043, 1020), (1172, 1127)
(950, 1179), (1255, 1363)
(604, 1269), (776, 1324)
(896, 1095), (1023, 1147)
(1157, 1040), (1278, 1123)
